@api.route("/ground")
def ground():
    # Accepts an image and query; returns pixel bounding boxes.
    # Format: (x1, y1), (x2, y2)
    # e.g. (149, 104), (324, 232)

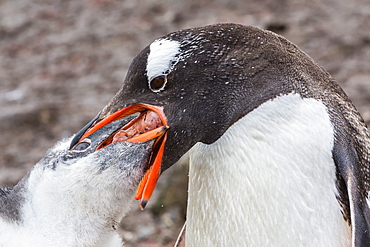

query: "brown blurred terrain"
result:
(0, 0), (369, 246)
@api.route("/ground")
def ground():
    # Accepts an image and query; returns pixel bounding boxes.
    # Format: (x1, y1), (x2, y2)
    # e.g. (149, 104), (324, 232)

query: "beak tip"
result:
(69, 112), (101, 149)
(140, 200), (148, 210)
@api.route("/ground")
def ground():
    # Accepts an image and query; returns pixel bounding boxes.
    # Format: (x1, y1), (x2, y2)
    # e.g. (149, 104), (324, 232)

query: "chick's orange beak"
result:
(71, 103), (169, 210)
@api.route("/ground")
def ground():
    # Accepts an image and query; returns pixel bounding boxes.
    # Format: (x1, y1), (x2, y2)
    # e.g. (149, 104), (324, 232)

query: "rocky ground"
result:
(0, 0), (369, 246)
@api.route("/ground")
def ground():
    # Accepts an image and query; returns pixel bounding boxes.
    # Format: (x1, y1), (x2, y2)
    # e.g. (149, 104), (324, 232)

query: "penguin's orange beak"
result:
(71, 103), (169, 210)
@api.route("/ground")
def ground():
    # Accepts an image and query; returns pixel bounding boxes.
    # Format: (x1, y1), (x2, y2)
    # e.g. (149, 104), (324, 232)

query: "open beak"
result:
(70, 103), (169, 209)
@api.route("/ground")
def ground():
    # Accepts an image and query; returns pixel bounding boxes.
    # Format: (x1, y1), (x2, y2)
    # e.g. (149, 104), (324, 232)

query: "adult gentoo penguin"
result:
(0, 110), (169, 246)
(71, 23), (370, 246)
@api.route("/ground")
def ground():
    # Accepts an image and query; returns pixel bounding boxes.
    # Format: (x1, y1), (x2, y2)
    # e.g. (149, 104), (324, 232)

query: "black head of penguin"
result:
(96, 23), (346, 171)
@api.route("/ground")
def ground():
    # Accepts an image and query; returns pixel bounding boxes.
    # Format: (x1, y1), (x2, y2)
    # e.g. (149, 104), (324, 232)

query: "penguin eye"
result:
(149, 75), (167, 92)
(72, 141), (90, 151)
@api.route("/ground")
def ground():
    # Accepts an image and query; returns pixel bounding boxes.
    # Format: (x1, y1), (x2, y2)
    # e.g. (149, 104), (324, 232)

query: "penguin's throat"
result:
(97, 109), (165, 150)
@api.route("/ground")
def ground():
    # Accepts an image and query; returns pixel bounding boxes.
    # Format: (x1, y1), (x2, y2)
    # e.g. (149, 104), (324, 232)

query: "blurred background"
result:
(0, 0), (369, 246)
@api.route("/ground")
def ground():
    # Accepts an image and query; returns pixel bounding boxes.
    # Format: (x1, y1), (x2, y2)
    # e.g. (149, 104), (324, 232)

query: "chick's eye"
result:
(149, 75), (167, 92)
(73, 141), (90, 151)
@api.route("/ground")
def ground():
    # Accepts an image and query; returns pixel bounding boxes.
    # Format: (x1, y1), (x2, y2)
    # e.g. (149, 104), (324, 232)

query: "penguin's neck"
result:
(1, 162), (128, 247)
(186, 93), (351, 246)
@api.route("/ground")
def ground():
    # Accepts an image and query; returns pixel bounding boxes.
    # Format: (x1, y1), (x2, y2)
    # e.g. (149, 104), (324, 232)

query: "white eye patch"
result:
(146, 39), (181, 84)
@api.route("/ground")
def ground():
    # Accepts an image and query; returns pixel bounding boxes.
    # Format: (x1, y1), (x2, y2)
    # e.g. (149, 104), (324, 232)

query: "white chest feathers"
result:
(0, 138), (141, 247)
(186, 93), (351, 247)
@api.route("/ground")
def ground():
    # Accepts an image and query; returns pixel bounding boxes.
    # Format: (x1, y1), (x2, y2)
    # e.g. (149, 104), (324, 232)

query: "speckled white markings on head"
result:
(146, 39), (181, 83)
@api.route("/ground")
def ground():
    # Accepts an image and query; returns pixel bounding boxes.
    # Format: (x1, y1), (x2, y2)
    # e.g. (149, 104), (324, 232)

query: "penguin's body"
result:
(187, 93), (351, 246)
(54, 23), (370, 246)
(0, 114), (162, 246)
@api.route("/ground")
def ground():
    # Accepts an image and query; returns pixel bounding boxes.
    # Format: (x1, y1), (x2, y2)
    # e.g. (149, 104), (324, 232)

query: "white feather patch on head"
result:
(146, 39), (181, 83)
